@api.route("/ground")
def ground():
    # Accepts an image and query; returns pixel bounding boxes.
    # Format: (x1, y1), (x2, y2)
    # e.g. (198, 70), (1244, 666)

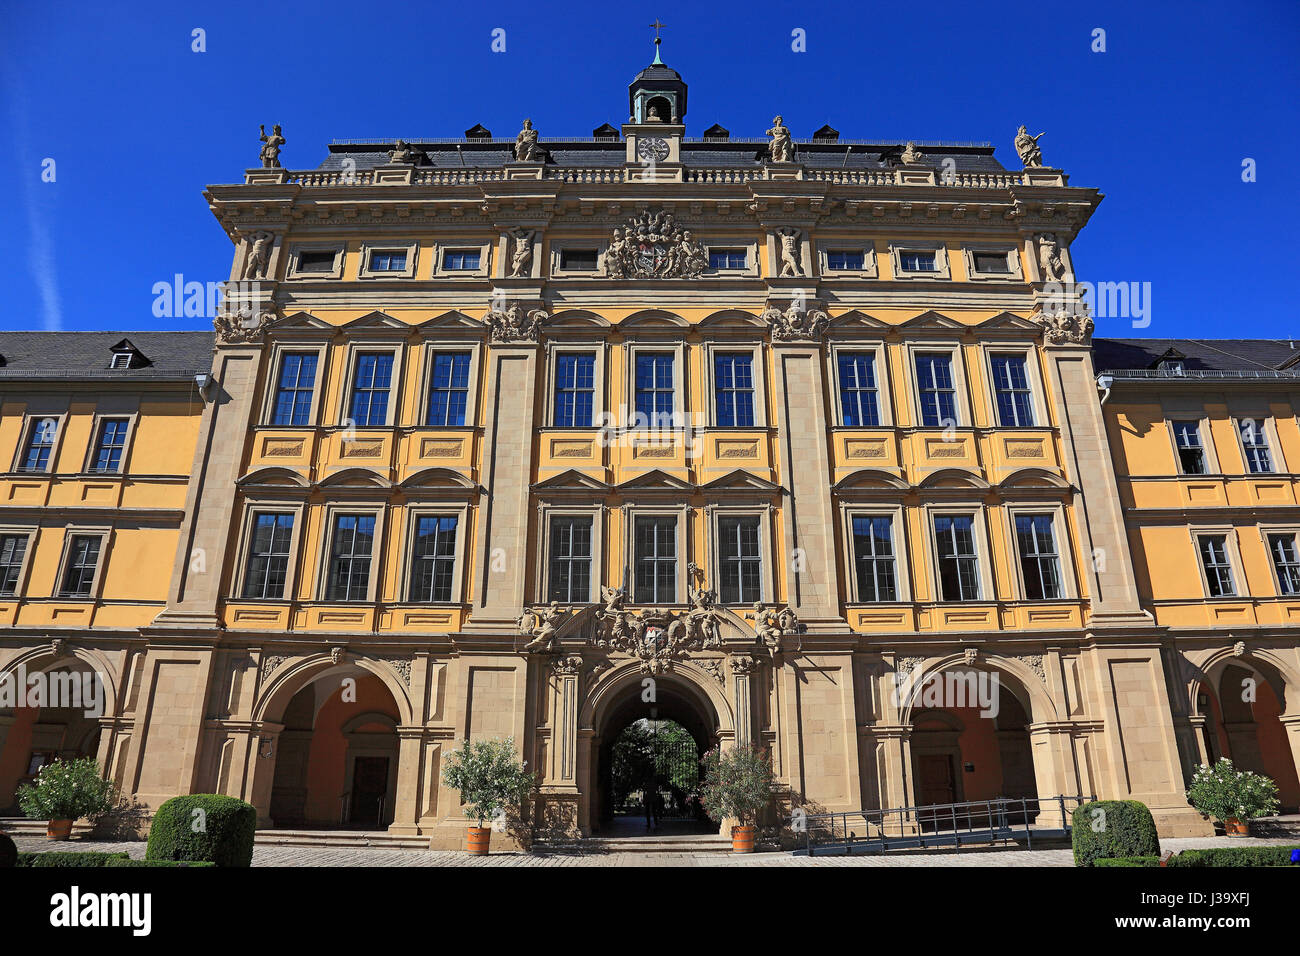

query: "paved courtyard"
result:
(12, 834), (1295, 867)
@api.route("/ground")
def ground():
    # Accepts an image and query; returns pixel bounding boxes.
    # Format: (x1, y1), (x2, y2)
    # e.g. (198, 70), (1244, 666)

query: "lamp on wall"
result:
(194, 372), (214, 401)
(1095, 374), (1113, 405)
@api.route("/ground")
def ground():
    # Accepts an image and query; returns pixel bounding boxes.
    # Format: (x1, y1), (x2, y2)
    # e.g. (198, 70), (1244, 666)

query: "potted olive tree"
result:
(1186, 758), (1279, 836)
(441, 736), (536, 855)
(16, 756), (117, 840)
(700, 744), (775, 853)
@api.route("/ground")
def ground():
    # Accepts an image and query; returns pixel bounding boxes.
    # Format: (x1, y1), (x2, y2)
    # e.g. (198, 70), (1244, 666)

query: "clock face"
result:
(637, 136), (670, 163)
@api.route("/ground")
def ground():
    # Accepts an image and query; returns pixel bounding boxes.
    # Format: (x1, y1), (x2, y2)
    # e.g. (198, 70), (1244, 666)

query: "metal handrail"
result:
(800, 793), (1096, 857)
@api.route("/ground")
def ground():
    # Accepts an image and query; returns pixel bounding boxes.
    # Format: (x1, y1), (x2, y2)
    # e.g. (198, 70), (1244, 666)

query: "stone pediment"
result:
(701, 469), (782, 495)
(833, 469), (909, 493)
(417, 311), (485, 335)
(616, 469), (694, 493)
(699, 309), (766, 330)
(917, 468), (990, 491)
(829, 310), (891, 333)
(342, 311), (410, 334)
(400, 467), (477, 490)
(533, 469), (612, 495)
(547, 310), (612, 330)
(619, 309), (690, 329)
(977, 311), (1043, 335)
(318, 467), (388, 488)
(237, 467), (310, 488)
(899, 310), (966, 333)
(270, 311), (335, 336)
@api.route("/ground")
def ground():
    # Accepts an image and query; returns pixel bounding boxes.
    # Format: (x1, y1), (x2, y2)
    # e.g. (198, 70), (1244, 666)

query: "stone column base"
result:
(1150, 805), (1215, 838)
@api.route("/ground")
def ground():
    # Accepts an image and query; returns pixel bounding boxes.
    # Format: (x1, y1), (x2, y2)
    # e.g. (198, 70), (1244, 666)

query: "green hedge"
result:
(16, 851), (130, 867)
(1166, 845), (1300, 867)
(1094, 855), (1161, 867)
(145, 794), (256, 868)
(1072, 800), (1161, 866)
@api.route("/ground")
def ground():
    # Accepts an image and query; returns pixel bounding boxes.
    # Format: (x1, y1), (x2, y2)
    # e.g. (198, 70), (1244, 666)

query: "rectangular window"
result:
(1198, 534), (1236, 597)
(1238, 420), (1274, 473)
(1172, 421), (1207, 475)
(426, 352), (471, 427)
(548, 516), (592, 603)
(349, 353), (394, 427)
(826, 250), (865, 271)
(1015, 514), (1062, 600)
(714, 353), (755, 427)
(718, 516), (762, 604)
(972, 251), (1011, 274)
(241, 513), (295, 599)
(327, 514), (375, 602)
(443, 250), (481, 271)
(915, 353), (957, 427)
(708, 249), (747, 270)
(20, 418), (58, 472)
(634, 353), (674, 426)
(90, 419), (130, 473)
(1267, 533), (1300, 595)
(272, 352), (318, 426)
(934, 515), (979, 601)
(838, 353), (880, 427)
(0, 533), (29, 596)
(60, 534), (102, 598)
(559, 249), (599, 271)
(851, 516), (897, 602)
(409, 515), (458, 602)
(554, 353), (596, 428)
(634, 516), (677, 604)
(900, 250), (937, 272)
(990, 354), (1035, 427)
(368, 249), (407, 272)
(297, 250), (337, 273)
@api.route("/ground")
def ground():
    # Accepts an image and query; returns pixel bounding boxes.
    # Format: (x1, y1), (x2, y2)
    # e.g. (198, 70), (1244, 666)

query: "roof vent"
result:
(813, 124), (840, 142)
(702, 123), (730, 141)
(464, 124), (492, 140)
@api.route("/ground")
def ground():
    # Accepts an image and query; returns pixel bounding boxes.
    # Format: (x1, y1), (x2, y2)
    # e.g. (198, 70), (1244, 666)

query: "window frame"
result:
(84, 416), (133, 474)
(1261, 526), (1300, 597)
(1193, 530), (1241, 599)
(843, 508), (910, 604)
(704, 505), (774, 606)
(421, 348), (476, 428)
(703, 241), (760, 278)
(545, 512), (597, 605)
(625, 505), (688, 605)
(961, 243), (1024, 281)
(906, 344), (971, 428)
(888, 241), (952, 281)
(261, 345), (327, 428)
(231, 502), (306, 601)
(816, 241), (878, 279)
(1169, 419), (1210, 476)
(544, 342), (608, 428)
(922, 506), (995, 603)
(0, 526), (36, 599)
(358, 240), (419, 280)
(55, 528), (110, 601)
(535, 503), (604, 605)
(434, 241), (492, 278)
(338, 344), (402, 428)
(1233, 416), (1281, 475)
(13, 413), (66, 474)
(314, 504), (387, 604)
(285, 243), (346, 280)
(828, 341), (893, 428)
(981, 348), (1044, 429)
(1004, 508), (1067, 602)
(550, 241), (608, 277)
(625, 342), (688, 429)
(396, 502), (470, 605)
(701, 341), (768, 428)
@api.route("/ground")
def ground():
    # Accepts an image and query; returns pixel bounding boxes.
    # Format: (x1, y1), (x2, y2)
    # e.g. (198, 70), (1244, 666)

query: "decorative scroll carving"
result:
(1232, 641), (1246, 658)
(1017, 654), (1046, 683)
(601, 210), (707, 279)
(1014, 125), (1045, 168)
(486, 302), (546, 343)
(214, 306), (277, 345)
(518, 602), (569, 653)
(763, 300), (828, 342)
(260, 654), (290, 680)
(384, 657), (412, 686)
(551, 655), (584, 677)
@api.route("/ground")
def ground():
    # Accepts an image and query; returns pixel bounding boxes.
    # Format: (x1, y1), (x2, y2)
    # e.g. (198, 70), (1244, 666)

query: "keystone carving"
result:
(486, 302), (546, 342)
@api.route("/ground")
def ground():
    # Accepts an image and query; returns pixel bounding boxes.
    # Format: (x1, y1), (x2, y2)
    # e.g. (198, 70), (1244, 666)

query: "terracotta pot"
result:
(465, 826), (491, 855)
(731, 825), (756, 853)
(46, 819), (74, 841)
(1223, 817), (1249, 837)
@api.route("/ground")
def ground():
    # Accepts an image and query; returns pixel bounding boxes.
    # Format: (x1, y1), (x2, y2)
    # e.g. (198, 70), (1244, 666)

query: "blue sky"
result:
(1, 0), (1297, 339)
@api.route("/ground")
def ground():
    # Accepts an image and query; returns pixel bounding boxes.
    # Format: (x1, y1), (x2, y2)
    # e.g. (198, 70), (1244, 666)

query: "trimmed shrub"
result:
(0, 832), (16, 868)
(104, 857), (216, 868)
(1166, 845), (1300, 867)
(1095, 856), (1161, 867)
(1072, 800), (1161, 866)
(16, 851), (131, 867)
(145, 795), (257, 868)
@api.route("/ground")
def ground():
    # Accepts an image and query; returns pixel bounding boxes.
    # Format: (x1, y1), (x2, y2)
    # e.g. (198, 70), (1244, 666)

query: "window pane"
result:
(91, 419), (129, 472)
(916, 353), (956, 427)
(553, 353), (595, 428)
(634, 516), (676, 603)
(714, 353), (754, 428)
(719, 516), (762, 604)
(61, 535), (102, 597)
(634, 354), (674, 425)
(0, 534), (29, 596)
(273, 352), (318, 426)
(350, 353), (393, 427)
(328, 515), (375, 601)
(242, 513), (294, 599)
(852, 516), (896, 602)
(1198, 535), (1235, 597)
(410, 515), (458, 602)
(934, 515), (979, 601)
(427, 352), (470, 427)
(1268, 533), (1300, 595)
(991, 355), (1034, 427)
(548, 516), (593, 603)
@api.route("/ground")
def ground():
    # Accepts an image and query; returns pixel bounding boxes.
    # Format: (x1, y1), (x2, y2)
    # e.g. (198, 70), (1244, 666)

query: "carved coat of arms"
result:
(602, 210), (707, 279)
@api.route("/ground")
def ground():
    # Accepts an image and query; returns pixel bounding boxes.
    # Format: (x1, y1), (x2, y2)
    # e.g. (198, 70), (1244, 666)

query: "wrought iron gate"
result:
(610, 728), (702, 820)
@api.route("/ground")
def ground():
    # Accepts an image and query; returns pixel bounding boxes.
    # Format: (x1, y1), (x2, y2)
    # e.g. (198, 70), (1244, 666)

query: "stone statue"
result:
(514, 118), (542, 162)
(519, 601), (568, 653)
(508, 228), (534, 278)
(899, 141), (924, 164)
(750, 602), (800, 653)
(486, 302), (545, 342)
(776, 226), (804, 277)
(685, 582), (723, 649)
(766, 115), (794, 163)
(387, 139), (425, 164)
(1037, 233), (1067, 280)
(1014, 125), (1046, 167)
(240, 231), (273, 280)
(258, 124), (285, 168)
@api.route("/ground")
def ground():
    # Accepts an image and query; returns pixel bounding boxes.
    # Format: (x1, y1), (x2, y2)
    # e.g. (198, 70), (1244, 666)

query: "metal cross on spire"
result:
(649, 19), (666, 63)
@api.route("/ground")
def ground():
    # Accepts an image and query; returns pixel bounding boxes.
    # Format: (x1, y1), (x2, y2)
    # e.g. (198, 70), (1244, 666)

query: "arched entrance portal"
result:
(1196, 662), (1300, 811)
(907, 666), (1039, 822)
(267, 669), (401, 829)
(588, 670), (726, 835)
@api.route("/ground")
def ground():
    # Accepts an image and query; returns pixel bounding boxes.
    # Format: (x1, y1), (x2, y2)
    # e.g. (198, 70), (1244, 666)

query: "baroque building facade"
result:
(2, 53), (1298, 844)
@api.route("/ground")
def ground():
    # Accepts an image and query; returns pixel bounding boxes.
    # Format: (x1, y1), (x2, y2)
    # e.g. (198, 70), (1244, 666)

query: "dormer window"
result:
(110, 352), (132, 369)
(107, 339), (149, 370)
(1159, 359), (1185, 375)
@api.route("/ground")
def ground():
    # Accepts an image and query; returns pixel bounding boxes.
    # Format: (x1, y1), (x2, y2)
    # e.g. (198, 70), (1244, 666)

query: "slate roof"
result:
(317, 138), (1009, 174)
(1093, 338), (1300, 377)
(0, 331), (214, 382)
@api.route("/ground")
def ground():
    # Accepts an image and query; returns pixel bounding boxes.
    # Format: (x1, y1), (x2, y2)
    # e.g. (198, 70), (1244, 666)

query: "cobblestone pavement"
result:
(12, 834), (1295, 867)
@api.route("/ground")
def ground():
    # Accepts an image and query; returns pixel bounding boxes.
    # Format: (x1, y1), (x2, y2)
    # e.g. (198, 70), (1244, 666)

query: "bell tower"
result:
(624, 23), (687, 182)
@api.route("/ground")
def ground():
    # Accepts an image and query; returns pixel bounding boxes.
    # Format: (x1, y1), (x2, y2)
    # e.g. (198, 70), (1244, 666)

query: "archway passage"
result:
(268, 670), (401, 830)
(592, 676), (721, 836)
(0, 662), (104, 811)
(1199, 664), (1300, 811)
(909, 669), (1038, 828)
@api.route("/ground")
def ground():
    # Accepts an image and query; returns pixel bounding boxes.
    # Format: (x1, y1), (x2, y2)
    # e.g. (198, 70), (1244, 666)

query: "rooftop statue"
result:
(900, 141), (924, 164)
(258, 124), (285, 168)
(514, 118), (543, 162)
(766, 115), (794, 163)
(387, 139), (425, 164)
(1014, 125), (1046, 167)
